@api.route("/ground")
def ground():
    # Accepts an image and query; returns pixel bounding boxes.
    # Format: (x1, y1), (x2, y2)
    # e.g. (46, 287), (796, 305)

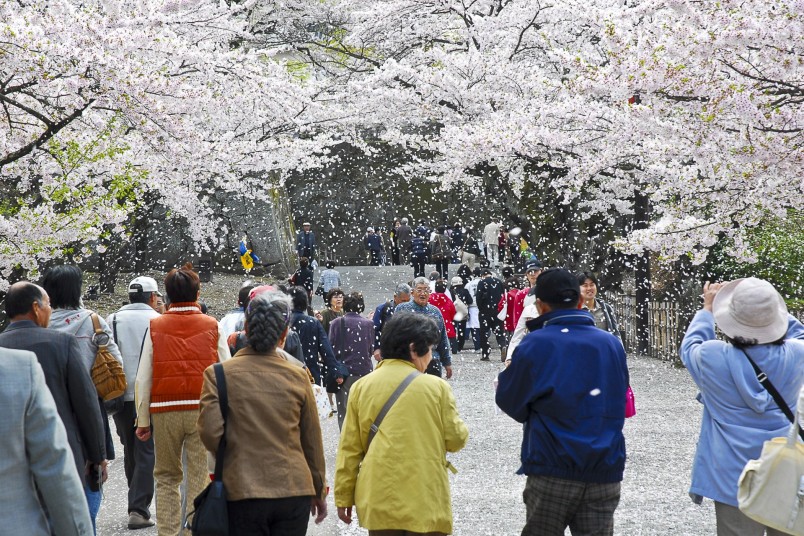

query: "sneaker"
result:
(128, 512), (155, 530)
(480, 356), (490, 361)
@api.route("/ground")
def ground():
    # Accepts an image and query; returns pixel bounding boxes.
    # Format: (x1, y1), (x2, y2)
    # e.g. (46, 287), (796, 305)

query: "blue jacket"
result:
(496, 309), (628, 483)
(680, 310), (804, 506)
(289, 310), (337, 384)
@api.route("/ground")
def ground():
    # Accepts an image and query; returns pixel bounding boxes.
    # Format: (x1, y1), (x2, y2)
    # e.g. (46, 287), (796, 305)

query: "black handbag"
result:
(187, 363), (229, 535)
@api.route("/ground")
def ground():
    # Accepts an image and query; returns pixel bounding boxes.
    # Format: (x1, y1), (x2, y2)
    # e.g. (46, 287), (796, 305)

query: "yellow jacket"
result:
(335, 358), (468, 533)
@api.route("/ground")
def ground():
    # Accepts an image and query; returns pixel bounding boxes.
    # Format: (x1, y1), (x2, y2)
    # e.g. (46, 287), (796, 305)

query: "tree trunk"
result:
(633, 190), (652, 355)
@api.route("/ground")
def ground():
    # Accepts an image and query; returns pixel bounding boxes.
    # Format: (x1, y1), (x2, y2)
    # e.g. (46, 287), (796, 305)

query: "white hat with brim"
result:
(712, 277), (788, 344)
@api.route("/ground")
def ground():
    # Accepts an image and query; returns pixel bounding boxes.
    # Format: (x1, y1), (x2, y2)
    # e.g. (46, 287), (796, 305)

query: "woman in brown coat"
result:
(198, 289), (328, 535)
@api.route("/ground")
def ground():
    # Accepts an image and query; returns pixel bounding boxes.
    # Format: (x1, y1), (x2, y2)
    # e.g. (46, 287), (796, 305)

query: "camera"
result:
(86, 462), (103, 492)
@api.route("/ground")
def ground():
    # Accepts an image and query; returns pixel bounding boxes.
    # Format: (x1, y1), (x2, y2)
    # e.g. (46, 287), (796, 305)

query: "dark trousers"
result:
(228, 496), (312, 536)
(412, 255), (427, 278)
(479, 315), (507, 360)
(112, 401), (155, 518)
(433, 259), (448, 279)
(369, 249), (382, 265)
(454, 320), (467, 351)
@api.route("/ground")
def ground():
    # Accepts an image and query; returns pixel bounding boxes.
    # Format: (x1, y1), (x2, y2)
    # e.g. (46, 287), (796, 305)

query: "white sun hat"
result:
(712, 277), (788, 344)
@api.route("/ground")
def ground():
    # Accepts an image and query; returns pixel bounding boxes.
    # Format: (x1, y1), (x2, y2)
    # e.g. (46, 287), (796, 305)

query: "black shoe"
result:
(480, 356), (490, 361)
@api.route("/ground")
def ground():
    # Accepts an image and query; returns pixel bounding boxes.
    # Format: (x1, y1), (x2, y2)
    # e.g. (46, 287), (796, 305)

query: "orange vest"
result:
(149, 304), (219, 413)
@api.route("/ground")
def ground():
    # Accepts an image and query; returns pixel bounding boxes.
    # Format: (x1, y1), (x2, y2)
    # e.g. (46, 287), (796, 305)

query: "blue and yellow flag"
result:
(239, 236), (260, 272)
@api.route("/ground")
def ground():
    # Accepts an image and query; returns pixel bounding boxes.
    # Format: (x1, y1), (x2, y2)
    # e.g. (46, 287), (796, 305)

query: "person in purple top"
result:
(329, 292), (376, 429)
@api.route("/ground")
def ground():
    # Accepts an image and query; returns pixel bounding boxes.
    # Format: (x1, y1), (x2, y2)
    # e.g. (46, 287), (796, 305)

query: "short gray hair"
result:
(394, 283), (411, 296)
(412, 277), (429, 288)
(401, 217), (408, 224)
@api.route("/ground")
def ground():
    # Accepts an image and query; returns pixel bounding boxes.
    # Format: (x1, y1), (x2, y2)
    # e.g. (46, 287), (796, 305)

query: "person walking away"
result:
(0, 347), (94, 535)
(461, 228), (481, 269)
(0, 282), (106, 531)
(335, 313), (468, 535)
(389, 219), (401, 265)
(496, 269), (628, 536)
(394, 277), (453, 378)
(475, 267), (506, 362)
(396, 217), (413, 266)
(429, 279), (458, 354)
(449, 276), (473, 352)
(288, 286), (342, 389)
(364, 227), (383, 266)
(42, 265), (122, 532)
(134, 263), (231, 536)
(290, 257), (315, 303)
(106, 276), (161, 529)
(681, 278), (804, 535)
(198, 289), (328, 533)
(498, 226), (509, 264)
(430, 226), (451, 279)
(328, 293), (375, 429)
(219, 284), (254, 340)
(451, 222), (464, 264)
(372, 283), (412, 361)
(483, 220), (502, 267)
(317, 259), (342, 303)
(410, 230), (429, 278)
(296, 222), (317, 263)
(465, 267), (482, 352)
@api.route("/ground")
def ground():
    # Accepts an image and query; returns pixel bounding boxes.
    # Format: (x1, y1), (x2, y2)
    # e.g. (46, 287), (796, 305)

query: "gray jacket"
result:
(50, 308), (124, 373)
(0, 348), (93, 535)
(107, 304), (160, 401)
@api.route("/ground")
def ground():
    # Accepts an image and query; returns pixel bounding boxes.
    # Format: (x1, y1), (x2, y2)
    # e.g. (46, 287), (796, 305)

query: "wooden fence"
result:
(606, 293), (804, 362)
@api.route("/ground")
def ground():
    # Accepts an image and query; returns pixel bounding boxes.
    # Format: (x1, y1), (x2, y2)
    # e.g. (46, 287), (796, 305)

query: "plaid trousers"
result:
(522, 475), (620, 536)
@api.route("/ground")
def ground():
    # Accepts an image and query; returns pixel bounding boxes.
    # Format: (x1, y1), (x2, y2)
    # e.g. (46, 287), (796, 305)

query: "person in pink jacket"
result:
(429, 279), (457, 354)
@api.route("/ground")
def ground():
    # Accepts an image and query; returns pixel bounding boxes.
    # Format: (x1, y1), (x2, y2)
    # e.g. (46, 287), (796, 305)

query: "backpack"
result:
(431, 234), (450, 260)
(90, 313), (127, 401)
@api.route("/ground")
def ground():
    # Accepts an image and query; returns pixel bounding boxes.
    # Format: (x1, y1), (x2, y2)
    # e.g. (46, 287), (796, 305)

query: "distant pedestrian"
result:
(219, 283), (253, 339)
(364, 227), (383, 266)
(451, 222), (464, 262)
(372, 283), (412, 360)
(296, 222), (317, 263)
(449, 276), (473, 352)
(389, 218), (401, 265)
(394, 277), (453, 378)
(509, 260), (543, 356)
(483, 219), (502, 266)
(475, 267), (506, 362)
(288, 287), (341, 387)
(429, 279), (457, 354)
(496, 268), (628, 536)
(410, 228), (429, 278)
(461, 228), (481, 268)
(498, 276), (522, 352)
(396, 217), (413, 265)
(430, 225), (452, 279)
(465, 267), (482, 351)
(335, 313), (468, 535)
(316, 259), (341, 302)
(328, 292), (375, 429)
(290, 257), (315, 303)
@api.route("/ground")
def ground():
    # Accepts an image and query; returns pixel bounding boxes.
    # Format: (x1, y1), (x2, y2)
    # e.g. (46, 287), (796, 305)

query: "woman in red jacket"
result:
(498, 277), (524, 361)
(428, 279), (458, 354)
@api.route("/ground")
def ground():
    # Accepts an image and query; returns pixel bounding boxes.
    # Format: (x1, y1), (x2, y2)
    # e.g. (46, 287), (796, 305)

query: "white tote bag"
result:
(454, 297), (469, 321)
(737, 388), (804, 535)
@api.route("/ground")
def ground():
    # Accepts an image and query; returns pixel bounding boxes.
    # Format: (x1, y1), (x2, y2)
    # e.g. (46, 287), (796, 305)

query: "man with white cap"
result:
(106, 276), (162, 529)
(296, 222), (317, 263)
(681, 278), (804, 535)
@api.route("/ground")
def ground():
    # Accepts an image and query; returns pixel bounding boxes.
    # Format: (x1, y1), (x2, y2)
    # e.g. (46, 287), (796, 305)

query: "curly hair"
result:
(246, 291), (292, 353)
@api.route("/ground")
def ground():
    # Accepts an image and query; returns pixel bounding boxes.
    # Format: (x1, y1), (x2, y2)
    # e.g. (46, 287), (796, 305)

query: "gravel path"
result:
(92, 266), (715, 535)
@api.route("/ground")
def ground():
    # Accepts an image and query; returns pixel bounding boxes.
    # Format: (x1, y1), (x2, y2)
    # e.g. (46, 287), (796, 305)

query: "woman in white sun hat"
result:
(680, 278), (804, 536)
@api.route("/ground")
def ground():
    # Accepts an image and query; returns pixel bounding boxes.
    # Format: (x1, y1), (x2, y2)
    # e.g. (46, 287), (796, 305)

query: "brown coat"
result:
(197, 347), (327, 501)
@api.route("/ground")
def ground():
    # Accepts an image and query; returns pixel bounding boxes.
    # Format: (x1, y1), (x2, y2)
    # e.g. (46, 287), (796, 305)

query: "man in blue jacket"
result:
(496, 268), (628, 536)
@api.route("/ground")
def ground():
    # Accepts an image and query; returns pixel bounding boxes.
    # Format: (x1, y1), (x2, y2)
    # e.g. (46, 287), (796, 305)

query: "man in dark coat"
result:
(287, 287), (339, 385)
(296, 222), (317, 262)
(0, 282), (107, 494)
(396, 217), (413, 265)
(475, 267), (507, 361)
(364, 227), (383, 266)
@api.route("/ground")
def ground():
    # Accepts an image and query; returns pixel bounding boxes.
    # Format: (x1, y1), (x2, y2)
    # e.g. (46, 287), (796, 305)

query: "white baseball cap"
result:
(129, 276), (162, 296)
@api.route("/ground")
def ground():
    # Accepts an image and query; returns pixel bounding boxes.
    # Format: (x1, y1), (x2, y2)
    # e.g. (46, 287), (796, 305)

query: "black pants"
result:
(412, 255), (427, 278)
(433, 259), (448, 279)
(454, 320), (467, 352)
(112, 401), (155, 518)
(228, 496), (311, 536)
(479, 316), (507, 360)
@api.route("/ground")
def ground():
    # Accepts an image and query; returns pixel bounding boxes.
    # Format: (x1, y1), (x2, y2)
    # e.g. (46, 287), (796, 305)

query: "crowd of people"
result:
(1, 248), (803, 536)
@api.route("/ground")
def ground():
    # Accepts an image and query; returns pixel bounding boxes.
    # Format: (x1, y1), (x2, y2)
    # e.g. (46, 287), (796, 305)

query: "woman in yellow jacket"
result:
(335, 313), (469, 535)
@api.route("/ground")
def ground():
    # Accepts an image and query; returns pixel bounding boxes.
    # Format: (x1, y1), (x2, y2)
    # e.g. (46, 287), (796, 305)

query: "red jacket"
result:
(428, 293), (457, 339)
(498, 289), (520, 332)
(150, 303), (219, 414)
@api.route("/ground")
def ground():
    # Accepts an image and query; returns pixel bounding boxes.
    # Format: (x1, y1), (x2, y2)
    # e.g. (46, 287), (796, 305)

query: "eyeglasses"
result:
(414, 288), (431, 294)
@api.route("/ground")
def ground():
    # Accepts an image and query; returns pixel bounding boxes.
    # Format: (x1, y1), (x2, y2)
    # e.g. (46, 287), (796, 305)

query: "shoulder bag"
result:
(366, 370), (420, 451)
(90, 313), (127, 401)
(188, 363), (229, 536)
(736, 350), (804, 534)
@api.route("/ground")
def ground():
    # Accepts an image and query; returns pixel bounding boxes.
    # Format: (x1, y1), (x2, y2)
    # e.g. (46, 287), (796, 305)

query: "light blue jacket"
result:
(0, 348), (92, 535)
(680, 310), (804, 506)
